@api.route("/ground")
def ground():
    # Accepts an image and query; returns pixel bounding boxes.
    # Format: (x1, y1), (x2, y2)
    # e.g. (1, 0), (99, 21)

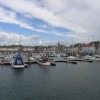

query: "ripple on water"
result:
(0, 62), (100, 100)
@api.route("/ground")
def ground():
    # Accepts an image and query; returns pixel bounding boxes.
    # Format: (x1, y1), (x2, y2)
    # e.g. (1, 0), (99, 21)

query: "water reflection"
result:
(11, 68), (24, 77)
(0, 62), (100, 100)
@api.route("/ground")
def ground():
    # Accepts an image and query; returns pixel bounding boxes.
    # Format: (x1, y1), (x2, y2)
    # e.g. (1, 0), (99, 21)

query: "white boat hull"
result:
(37, 61), (51, 66)
(12, 64), (25, 68)
(90, 57), (100, 61)
(67, 56), (77, 60)
(29, 57), (35, 61)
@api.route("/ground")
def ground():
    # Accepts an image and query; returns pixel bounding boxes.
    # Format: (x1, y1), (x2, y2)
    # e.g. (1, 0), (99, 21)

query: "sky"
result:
(0, 0), (100, 46)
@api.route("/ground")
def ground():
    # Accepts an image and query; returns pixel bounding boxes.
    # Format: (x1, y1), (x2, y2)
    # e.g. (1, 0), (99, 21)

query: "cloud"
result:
(0, 30), (40, 45)
(42, 0), (100, 42)
(0, 30), (71, 46)
(0, 7), (48, 33)
(0, 7), (34, 29)
(0, 0), (100, 43)
(0, 6), (67, 37)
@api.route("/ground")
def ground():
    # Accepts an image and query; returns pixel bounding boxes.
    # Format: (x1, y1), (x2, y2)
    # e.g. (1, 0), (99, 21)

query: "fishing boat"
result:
(11, 54), (25, 68)
(36, 57), (51, 66)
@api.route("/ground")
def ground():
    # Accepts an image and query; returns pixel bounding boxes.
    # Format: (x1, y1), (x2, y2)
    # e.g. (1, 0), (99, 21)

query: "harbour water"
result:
(0, 62), (100, 100)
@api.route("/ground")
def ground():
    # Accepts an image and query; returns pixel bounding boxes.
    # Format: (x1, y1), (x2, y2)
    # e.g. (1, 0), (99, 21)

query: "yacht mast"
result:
(72, 38), (73, 56)
(88, 38), (89, 55)
(19, 33), (21, 45)
(93, 36), (94, 55)
(98, 40), (100, 56)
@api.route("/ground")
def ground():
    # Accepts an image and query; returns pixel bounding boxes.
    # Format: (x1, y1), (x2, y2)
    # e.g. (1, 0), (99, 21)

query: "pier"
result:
(0, 57), (99, 66)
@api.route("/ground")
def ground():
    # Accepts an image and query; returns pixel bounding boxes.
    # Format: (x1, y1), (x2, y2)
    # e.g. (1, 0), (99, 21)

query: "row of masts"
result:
(15, 33), (100, 56)
(71, 36), (100, 56)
